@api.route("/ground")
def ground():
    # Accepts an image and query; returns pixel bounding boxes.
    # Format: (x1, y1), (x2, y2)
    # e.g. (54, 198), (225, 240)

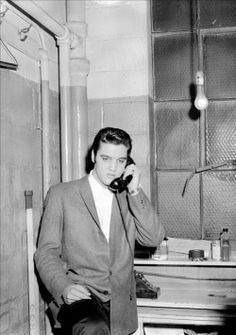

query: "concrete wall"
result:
(86, 0), (152, 196)
(1, 70), (42, 334)
(0, 70), (60, 334)
(0, 2), (61, 333)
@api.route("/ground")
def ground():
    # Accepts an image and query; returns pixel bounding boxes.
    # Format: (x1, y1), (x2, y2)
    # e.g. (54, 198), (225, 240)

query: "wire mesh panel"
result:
(206, 101), (236, 165)
(153, 34), (197, 101)
(151, 0), (236, 240)
(157, 171), (200, 239)
(152, 0), (236, 32)
(205, 33), (236, 99)
(200, 0), (236, 29)
(203, 171), (236, 240)
(151, 0), (194, 33)
(155, 101), (199, 169)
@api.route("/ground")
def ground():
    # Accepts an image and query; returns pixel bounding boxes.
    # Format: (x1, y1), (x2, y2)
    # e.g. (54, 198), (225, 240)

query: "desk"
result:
(134, 259), (236, 335)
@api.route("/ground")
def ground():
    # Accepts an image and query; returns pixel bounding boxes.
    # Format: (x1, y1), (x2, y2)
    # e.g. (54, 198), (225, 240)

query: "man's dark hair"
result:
(92, 127), (132, 156)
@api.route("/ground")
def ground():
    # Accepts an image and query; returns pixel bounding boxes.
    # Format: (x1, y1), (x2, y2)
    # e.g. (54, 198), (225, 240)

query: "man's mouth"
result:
(107, 174), (116, 180)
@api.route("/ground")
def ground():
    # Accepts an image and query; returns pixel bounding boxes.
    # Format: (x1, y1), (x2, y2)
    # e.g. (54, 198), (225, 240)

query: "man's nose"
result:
(109, 160), (117, 171)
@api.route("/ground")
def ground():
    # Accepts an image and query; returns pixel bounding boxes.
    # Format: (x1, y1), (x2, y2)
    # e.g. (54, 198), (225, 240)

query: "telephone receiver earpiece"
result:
(108, 157), (135, 193)
(108, 174), (133, 193)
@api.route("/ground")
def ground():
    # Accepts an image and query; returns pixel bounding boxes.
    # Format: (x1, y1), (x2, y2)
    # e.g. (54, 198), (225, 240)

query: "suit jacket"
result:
(34, 176), (165, 335)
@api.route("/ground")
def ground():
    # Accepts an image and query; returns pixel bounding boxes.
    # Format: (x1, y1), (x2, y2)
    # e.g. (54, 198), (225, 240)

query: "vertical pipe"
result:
(66, 0), (86, 21)
(70, 85), (89, 179)
(66, 0), (89, 179)
(24, 191), (40, 335)
(38, 46), (52, 335)
(57, 29), (73, 182)
(39, 48), (51, 195)
(38, 41), (54, 335)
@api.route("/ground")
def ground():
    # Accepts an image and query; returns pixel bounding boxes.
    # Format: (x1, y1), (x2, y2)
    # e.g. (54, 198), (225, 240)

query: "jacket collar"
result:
(74, 176), (100, 227)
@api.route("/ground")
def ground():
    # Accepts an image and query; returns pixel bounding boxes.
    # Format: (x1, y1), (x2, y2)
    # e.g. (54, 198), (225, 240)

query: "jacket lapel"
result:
(115, 192), (128, 222)
(74, 176), (100, 228)
(111, 191), (129, 238)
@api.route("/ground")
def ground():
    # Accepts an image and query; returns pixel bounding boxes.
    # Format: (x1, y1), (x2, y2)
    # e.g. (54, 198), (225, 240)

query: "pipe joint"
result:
(56, 25), (72, 46)
(56, 25), (82, 52)
(70, 33), (82, 50)
(55, 25), (70, 44)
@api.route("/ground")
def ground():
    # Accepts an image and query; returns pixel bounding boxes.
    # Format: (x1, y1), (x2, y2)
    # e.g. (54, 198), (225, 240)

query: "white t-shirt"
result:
(88, 171), (114, 242)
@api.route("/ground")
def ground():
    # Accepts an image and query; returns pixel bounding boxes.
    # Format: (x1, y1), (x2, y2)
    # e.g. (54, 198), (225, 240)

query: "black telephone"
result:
(108, 156), (135, 193)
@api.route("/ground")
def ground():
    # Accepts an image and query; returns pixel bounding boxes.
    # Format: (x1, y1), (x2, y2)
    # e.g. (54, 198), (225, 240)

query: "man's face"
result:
(92, 142), (128, 187)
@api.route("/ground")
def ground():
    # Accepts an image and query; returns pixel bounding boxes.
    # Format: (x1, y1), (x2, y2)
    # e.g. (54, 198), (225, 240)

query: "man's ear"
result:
(91, 150), (95, 163)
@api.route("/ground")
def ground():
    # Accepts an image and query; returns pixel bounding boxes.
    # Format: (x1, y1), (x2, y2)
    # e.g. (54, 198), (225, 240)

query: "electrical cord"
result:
(182, 159), (236, 197)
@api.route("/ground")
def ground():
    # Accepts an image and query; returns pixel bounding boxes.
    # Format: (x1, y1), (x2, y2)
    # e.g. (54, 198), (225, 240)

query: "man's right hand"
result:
(62, 284), (91, 304)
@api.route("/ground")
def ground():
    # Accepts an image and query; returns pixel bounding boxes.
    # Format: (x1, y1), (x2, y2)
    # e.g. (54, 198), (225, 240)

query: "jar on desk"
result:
(211, 240), (221, 260)
(152, 237), (168, 260)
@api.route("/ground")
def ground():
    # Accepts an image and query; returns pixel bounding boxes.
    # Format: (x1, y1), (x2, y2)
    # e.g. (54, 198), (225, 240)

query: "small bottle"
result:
(160, 237), (168, 260)
(220, 228), (230, 261)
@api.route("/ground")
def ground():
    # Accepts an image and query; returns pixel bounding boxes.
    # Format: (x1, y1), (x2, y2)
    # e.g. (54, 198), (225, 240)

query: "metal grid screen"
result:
(157, 172), (200, 239)
(203, 171), (236, 240)
(155, 101), (199, 170)
(151, 0), (236, 240)
(205, 34), (236, 99)
(206, 101), (236, 164)
(153, 34), (197, 101)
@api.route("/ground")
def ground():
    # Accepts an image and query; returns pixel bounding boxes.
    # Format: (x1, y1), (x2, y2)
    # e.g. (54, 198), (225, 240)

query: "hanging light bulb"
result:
(194, 71), (208, 110)
(194, 0), (208, 112)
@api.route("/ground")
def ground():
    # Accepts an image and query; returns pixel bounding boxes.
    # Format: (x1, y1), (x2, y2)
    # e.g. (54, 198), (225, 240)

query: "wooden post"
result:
(24, 191), (40, 335)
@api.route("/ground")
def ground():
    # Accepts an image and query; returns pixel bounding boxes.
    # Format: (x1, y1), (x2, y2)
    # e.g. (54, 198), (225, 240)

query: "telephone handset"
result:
(108, 156), (135, 193)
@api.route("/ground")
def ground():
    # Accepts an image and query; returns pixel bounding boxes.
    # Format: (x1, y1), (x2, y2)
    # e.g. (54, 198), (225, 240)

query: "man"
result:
(35, 127), (165, 335)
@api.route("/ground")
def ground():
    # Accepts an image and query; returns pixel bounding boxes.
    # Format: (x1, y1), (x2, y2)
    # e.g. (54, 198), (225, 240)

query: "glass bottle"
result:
(220, 228), (230, 261)
(160, 237), (168, 260)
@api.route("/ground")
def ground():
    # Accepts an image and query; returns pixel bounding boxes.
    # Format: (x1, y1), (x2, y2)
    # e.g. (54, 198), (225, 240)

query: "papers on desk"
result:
(167, 237), (212, 259)
(144, 327), (184, 335)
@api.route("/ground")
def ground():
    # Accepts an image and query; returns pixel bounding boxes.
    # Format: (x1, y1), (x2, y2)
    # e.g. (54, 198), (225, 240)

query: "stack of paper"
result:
(144, 327), (184, 335)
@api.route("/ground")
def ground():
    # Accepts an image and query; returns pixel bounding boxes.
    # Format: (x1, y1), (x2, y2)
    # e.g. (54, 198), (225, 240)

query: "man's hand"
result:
(62, 284), (91, 304)
(123, 163), (141, 194)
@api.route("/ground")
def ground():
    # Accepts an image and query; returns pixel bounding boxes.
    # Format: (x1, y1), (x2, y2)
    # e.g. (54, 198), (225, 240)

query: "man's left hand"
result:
(123, 163), (141, 194)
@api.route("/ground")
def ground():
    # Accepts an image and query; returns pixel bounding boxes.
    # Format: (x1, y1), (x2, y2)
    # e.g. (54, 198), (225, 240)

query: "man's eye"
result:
(118, 159), (126, 164)
(102, 157), (108, 161)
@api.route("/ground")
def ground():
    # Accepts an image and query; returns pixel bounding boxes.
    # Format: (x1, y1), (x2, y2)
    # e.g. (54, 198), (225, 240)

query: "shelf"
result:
(134, 258), (236, 267)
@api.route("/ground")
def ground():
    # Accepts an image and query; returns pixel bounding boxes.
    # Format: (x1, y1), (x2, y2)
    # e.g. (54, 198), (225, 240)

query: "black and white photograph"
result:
(1, 1), (236, 334)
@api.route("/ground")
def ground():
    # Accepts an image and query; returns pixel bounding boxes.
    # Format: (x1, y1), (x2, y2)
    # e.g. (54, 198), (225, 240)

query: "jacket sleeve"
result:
(127, 188), (165, 247)
(34, 186), (73, 306)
